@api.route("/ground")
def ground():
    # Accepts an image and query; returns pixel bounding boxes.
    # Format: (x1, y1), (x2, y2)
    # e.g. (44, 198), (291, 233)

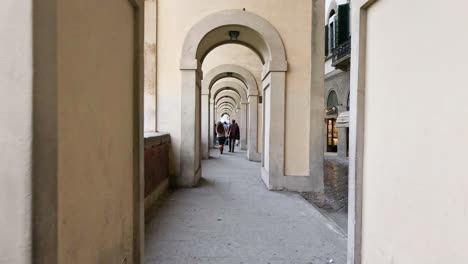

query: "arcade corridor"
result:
(145, 150), (346, 263)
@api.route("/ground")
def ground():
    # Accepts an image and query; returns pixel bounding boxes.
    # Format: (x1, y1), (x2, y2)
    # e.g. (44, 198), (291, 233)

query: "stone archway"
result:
(208, 81), (249, 153)
(215, 91), (241, 104)
(216, 97), (237, 110)
(202, 65), (260, 161)
(179, 9), (287, 189)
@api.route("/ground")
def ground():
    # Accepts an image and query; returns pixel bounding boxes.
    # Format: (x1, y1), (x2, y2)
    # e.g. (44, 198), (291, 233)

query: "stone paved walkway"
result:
(145, 150), (347, 264)
(302, 153), (349, 234)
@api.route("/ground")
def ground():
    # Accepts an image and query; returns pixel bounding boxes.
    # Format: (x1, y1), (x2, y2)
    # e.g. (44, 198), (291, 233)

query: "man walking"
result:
(227, 120), (240, 153)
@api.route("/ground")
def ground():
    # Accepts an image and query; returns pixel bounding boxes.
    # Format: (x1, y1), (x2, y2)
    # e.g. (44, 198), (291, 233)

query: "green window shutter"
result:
(337, 3), (350, 45)
(325, 25), (329, 56)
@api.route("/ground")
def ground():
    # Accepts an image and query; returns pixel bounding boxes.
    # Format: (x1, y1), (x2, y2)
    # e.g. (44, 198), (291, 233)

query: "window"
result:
(327, 90), (339, 108)
(329, 15), (336, 50)
(328, 10), (337, 53)
(325, 10), (336, 57)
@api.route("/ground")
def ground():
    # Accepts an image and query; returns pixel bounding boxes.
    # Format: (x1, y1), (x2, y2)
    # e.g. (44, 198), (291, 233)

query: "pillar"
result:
(241, 101), (248, 150)
(179, 61), (202, 187)
(209, 99), (215, 148)
(201, 89), (210, 159)
(338, 127), (348, 158)
(247, 90), (261, 161)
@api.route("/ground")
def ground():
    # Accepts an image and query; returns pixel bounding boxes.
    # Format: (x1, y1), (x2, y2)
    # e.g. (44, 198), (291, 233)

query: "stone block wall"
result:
(144, 132), (171, 210)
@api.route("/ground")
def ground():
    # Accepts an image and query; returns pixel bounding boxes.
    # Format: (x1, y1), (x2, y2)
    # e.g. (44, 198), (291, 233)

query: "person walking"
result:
(216, 121), (226, 154)
(227, 120), (240, 153)
(223, 121), (230, 146)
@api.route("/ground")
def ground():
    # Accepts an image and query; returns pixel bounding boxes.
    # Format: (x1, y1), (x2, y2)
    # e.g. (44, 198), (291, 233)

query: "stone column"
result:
(263, 71), (286, 189)
(179, 60), (202, 187)
(338, 127), (348, 158)
(247, 90), (261, 162)
(240, 101), (248, 150)
(201, 89), (210, 159)
(209, 99), (215, 148)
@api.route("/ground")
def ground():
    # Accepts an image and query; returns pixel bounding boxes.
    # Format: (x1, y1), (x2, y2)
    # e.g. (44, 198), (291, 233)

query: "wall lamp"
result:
(229, 30), (240, 41)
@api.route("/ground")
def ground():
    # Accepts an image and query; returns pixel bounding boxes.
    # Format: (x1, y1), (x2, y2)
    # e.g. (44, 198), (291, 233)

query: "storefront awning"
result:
(336, 111), (350, 128)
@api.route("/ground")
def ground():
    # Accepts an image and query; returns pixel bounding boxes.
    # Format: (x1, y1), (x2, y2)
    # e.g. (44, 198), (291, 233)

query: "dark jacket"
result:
(228, 123), (240, 139)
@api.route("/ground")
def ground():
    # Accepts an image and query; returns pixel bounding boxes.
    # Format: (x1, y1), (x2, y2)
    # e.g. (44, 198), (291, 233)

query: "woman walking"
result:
(216, 121), (226, 154)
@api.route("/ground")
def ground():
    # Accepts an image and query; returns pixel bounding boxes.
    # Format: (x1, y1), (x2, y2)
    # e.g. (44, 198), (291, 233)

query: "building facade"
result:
(325, 0), (351, 157)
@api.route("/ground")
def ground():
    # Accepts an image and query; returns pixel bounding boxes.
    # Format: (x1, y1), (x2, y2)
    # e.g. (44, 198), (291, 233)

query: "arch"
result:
(181, 10), (286, 70)
(218, 108), (233, 117)
(210, 81), (247, 101)
(203, 64), (257, 95)
(215, 90), (241, 104)
(215, 88), (242, 101)
(219, 105), (233, 111)
(219, 108), (232, 114)
(217, 100), (237, 112)
(207, 82), (249, 154)
(326, 0), (338, 23)
(217, 100), (236, 111)
(179, 9), (288, 189)
(216, 96), (238, 107)
(203, 68), (256, 157)
(327, 90), (339, 107)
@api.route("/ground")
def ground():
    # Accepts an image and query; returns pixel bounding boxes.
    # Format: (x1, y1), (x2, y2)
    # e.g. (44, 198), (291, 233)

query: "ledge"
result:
(144, 132), (171, 147)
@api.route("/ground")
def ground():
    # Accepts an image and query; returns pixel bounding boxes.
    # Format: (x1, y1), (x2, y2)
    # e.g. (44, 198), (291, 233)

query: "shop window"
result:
(327, 119), (338, 152)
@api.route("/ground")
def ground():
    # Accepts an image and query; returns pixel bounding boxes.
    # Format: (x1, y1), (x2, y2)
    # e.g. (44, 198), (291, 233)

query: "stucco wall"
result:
(0, 1), (33, 263)
(56, 0), (135, 263)
(325, 70), (350, 110)
(360, 0), (468, 263)
(157, 0), (313, 176)
(144, 0), (157, 132)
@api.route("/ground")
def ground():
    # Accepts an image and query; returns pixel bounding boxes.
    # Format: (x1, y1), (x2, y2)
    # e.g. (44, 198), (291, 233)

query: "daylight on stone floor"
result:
(2, 0), (468, 263)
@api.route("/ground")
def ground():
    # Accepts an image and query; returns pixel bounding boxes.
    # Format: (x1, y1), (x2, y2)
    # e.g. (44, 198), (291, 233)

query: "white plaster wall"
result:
(157, 0), (312, 175)
(57, 1), (135, 262)
(0, 1), (32, 263)
(361, 1), (468, 263)
(325, 58), (335, 75)
(144, 0), (157, 132)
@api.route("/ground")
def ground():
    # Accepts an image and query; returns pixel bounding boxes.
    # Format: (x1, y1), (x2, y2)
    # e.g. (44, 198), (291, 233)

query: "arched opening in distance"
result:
(203, 64), (260, 161)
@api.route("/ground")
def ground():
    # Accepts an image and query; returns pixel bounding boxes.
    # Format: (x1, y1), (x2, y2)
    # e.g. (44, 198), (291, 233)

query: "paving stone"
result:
(145, 150), (347, 264)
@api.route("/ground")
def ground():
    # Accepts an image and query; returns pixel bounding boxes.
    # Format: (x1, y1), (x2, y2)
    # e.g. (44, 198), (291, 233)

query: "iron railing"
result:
(332, 37), (351, 66)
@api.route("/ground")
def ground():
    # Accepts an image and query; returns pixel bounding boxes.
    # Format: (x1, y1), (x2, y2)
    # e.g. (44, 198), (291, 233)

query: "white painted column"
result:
(209, 99), (215, 148)
(1, 1), (34, 262)
(241, 101), (248, 150)
(262, 71), (286, 190)
(247, 90), (261, 162)
(201, 90), (210, 159)
(143, 0), (157, 132)
(179, 63), (202, 187)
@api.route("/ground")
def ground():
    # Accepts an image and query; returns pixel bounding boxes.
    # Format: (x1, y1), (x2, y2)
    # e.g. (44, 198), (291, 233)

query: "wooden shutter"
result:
(337, 3), (350, 45)
(325, 25), (329, 56)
